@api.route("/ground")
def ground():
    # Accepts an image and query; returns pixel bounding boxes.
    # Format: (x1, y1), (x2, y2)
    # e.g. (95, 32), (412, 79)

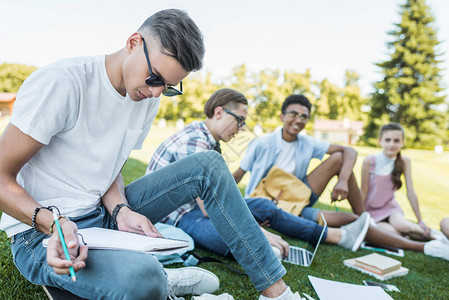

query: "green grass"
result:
(1, 123), (449, 299)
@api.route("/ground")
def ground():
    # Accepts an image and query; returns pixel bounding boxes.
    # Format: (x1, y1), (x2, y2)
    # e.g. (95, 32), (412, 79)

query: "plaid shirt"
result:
(146, 121), (217, 225)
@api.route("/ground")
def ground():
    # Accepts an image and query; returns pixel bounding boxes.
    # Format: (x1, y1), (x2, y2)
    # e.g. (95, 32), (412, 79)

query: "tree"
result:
(342, 70), (367, 121)
(365, 0), (446, 146)
(0, 63), (37, 93)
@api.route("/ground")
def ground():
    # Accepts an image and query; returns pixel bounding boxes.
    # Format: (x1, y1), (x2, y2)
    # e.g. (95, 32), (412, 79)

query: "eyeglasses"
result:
(223, 108), (246, 128)
(141, 37), (183, 97)
(285, 110), (310, 121)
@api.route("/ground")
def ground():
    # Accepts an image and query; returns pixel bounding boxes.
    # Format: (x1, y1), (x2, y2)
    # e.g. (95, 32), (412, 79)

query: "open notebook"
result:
(42, 227), (189, 253)
(277, 212), (327, 267)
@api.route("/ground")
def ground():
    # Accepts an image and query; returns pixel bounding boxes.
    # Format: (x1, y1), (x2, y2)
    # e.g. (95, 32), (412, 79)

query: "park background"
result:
(1, 0), (449, 298)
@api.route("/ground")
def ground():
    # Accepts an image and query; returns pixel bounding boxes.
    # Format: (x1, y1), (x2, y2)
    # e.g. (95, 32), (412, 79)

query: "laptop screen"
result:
(308, 212), (328, 263)
(282, 212), (328, 267)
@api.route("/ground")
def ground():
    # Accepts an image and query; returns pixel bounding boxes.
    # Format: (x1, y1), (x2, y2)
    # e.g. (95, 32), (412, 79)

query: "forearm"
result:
(233, 167), (246, 184)
(408, 193), (423, 222)
(102, 173), (128, 215)
(338, 148), (357, 182)
(0, 174), (55, 234)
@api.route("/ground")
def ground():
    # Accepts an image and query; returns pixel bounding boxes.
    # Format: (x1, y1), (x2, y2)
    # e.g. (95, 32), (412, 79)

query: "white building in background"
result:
(176, 119), (185, 130)
(313, 118), (364, 145)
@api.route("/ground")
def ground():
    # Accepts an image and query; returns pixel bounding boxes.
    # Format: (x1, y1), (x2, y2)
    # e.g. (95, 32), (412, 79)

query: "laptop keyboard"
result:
(285, 247), (307, 266)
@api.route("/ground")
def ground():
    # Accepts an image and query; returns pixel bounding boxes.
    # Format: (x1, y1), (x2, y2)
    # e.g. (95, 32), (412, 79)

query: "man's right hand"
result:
(260, 227), (290, 258)
(46, 219), (88, 275)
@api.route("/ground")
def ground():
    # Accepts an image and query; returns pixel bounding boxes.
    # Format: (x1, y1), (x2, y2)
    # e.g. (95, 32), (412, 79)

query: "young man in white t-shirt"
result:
(0, 10), (302, 300)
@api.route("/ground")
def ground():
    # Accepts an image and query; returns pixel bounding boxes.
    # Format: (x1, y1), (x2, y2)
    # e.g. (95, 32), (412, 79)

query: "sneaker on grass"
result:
(338, 212), (371, 252)
(258, 286), (305, 300)
(431, 229), (449, 243)
(166, 267), (219, 297)
(423, 240), (449, 261)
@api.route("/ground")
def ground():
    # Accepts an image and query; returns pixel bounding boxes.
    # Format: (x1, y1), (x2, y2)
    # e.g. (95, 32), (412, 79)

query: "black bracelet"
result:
(31, 206), (52, 232)
(112, 203), (133, 224)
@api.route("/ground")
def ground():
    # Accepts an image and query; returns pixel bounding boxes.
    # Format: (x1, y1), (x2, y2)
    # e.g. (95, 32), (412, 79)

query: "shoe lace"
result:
(168, 269), (200, 299)
(168, 289), (185, 300)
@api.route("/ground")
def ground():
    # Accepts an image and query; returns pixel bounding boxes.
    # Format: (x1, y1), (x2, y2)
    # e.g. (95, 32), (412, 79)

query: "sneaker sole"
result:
(351, 213), (371, 252)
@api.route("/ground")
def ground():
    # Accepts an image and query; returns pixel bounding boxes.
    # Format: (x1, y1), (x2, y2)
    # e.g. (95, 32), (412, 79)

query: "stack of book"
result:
(344, 253), (408, 280)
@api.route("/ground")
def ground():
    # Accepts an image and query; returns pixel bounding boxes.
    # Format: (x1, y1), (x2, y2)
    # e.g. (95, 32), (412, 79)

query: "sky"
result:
(1, 0), (449, 96)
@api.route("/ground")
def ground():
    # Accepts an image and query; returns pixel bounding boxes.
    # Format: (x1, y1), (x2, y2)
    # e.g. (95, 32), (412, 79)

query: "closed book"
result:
(344, 258), (408, 281)
(355, 253), (401, 275)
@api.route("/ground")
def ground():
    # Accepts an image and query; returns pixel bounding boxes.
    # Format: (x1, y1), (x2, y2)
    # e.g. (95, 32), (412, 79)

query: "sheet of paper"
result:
(43, 227), (189, 252)
(308, 275), (393, 300)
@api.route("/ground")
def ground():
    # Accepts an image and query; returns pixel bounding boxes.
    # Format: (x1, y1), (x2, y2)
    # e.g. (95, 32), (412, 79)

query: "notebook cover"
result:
(43, 227), (189, 253)
(355, 253), (401, 274)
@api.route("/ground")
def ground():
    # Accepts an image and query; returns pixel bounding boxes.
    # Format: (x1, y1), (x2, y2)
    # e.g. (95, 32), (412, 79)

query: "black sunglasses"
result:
(223, 108), (246, 128)
(285, 110), (310, 121)
(141, 37), (183, 97)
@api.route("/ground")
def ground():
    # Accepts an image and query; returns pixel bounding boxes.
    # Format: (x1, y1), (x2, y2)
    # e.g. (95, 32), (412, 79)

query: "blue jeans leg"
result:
(177, 205), (231, 257)
(246, 197), (327, 246)
(301, 177), (321, 221)
(11, 207), (167, 300)
(125, 151), (286, 291)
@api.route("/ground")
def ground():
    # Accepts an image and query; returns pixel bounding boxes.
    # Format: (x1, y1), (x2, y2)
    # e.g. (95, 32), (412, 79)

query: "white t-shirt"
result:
(274, 139), (297, 174)
(1, 55), (160, 237)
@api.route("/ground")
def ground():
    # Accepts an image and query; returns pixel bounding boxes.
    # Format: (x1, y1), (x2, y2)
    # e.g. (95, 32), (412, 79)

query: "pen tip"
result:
(72, 276), (77, 282)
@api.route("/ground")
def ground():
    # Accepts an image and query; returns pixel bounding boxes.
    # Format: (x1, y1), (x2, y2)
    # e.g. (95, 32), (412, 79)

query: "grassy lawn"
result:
(1, 121), (448, 299)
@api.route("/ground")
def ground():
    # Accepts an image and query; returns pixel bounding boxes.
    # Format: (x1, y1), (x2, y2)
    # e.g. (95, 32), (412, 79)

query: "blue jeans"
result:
(11, 151), (285, 298)
(177, 197), (327, 257)
(300, 177), (320, 222)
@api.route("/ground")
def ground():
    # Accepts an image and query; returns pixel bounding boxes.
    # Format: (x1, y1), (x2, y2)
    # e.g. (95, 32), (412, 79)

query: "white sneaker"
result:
(193, 293), (235, 300)
(423, 240), (449, 261)
(431, 229), (449, 243)
(339, 212), (371, 251)
(291, 292), (306, 300)
(258, 286), (306, 300)
(166, 267), (220, 297)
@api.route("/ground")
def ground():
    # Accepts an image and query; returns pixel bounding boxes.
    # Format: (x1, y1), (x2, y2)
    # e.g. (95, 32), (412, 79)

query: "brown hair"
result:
(138, 9), (205, 72)
(204, 89), (248, 118)
(379, 123), (405, 189)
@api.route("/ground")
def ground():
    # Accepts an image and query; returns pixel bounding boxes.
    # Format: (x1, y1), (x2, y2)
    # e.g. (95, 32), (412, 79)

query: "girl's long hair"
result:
(379, 123), (405, 190)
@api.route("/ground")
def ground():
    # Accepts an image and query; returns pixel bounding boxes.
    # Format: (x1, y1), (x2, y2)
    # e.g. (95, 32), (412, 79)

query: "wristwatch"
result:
(112, 203), (133, 223)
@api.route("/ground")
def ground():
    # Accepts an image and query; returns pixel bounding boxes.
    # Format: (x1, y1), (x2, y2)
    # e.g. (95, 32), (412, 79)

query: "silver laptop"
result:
(281, 213), (327, 267)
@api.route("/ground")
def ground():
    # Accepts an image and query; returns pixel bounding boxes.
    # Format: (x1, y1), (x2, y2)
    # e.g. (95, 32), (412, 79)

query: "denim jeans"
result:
(177, 197), (327, 257)
(12, 204), (167, 299)
(11, 151), (285, 298)
(300, 177), (321, 222)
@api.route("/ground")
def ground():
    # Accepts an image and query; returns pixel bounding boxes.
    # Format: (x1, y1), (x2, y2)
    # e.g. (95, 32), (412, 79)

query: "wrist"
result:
(49, 216), (70, 235)
(112, 203), (133, 224)
(418, 221), (427, 229)
(32, 206), (54, 234)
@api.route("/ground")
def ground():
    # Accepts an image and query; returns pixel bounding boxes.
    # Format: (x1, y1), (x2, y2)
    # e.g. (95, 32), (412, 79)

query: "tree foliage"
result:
(157, 65), (368, 132)
(0, 63), (37, 93)
(365, 0), (446, 147)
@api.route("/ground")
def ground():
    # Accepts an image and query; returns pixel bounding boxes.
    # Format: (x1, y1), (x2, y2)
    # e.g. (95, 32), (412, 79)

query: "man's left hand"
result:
(116, 208), (162, 237)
